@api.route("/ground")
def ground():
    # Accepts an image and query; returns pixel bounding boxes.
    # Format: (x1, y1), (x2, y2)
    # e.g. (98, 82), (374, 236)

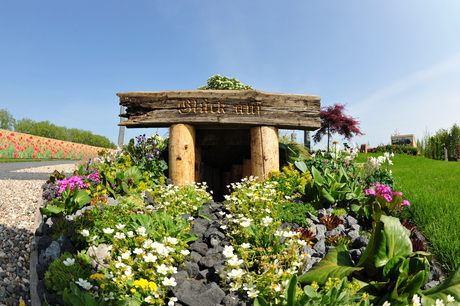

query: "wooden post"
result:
(250, 126), (279, 181)
(169, 124), (196, 185)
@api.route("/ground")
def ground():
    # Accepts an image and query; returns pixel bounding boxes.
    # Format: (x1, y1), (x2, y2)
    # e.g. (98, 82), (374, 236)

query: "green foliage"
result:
(373, 145), (418, 156)
(41, 186), (91, 217)
(121, 134), (168, 187)
(278, 201), (317, 228)
(44, 253), (92, 295)
(197, 74), (253, 90)
(14, 117), (116, 149)
(420, 123), (460, 160)
(98, 165), (144, 197)
(267, 164), (312, 196)
(302, 166), (366, 208)
(391, 154), (460, 273)
(61, 283), (108, 306)
(298, 216), (442, 306)
(150, 183), (213, 217)
(0, 108), (16, 130)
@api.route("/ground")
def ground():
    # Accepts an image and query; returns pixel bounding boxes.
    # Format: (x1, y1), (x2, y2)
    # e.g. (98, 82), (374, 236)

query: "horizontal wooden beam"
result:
(117, 90), (320, 130)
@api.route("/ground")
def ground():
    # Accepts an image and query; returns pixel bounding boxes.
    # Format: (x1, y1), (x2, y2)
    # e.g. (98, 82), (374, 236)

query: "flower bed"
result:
(32, 139), (460, 306)
(0, 129), (114, 159)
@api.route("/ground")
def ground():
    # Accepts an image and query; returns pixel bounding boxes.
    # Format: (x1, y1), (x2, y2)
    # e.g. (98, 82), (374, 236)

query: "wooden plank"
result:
(117, 90), (320, 130)
(169, 124), (195, 185)
(251, 126), (280, 181)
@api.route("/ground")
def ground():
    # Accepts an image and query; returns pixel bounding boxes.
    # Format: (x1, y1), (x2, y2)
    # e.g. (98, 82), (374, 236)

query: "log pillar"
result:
(250, 126), (279, 181)
(169, 124), (196, 185)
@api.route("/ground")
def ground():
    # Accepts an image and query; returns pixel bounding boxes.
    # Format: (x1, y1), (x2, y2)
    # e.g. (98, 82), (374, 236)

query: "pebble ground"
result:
(0, 164), (76, 306)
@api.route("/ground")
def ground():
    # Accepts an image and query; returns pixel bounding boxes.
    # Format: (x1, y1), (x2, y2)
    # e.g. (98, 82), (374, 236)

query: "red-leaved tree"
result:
(313, 103), (364, 151)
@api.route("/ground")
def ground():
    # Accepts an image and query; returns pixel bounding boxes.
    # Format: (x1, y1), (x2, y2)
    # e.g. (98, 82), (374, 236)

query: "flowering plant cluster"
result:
(364, 183), (410, 207)
(149, 182), (213, 217)
(221, 176), (312, 302)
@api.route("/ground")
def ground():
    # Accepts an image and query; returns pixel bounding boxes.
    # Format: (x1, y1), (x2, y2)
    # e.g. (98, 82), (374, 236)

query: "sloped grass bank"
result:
(377, 154), (460, 274)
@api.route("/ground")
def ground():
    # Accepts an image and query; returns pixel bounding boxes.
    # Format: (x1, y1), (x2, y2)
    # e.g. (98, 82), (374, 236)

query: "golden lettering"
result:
(179, 101), (261, 115)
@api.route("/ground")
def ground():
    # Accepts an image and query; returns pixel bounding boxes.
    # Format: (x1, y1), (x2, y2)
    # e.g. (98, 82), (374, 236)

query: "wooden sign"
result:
(117, 90), (321, 130)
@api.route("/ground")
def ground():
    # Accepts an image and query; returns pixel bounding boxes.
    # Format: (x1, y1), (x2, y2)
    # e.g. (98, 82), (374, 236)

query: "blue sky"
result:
(1, 1), (460, 150)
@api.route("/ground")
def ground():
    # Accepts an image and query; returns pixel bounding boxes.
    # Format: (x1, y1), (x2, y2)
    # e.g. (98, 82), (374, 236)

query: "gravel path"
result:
(0, 162), (77, 306)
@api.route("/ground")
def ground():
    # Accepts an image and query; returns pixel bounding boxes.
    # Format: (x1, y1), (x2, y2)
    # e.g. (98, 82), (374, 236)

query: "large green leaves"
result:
(298, 245), (363, 285)
(357, 215), (412, 271)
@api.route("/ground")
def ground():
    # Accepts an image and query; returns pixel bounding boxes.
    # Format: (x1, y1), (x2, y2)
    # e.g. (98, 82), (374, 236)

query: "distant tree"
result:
(0, 108), (16, 130)
(198, 75), (253, 90)
(313, 103), (364, 151)
(15, 118), (36, 134)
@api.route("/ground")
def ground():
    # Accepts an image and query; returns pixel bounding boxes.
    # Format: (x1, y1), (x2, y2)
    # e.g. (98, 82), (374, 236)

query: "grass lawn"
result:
(358, 153), (460, 274)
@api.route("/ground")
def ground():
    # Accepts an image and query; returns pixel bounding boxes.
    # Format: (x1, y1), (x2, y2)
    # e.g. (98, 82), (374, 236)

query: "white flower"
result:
(133, 248), (144, 255)
(168, 297), (178, 306)
(247, 289), (260, 298)
(80, 229), (90, 237)
(103, 228), (114, 234)
(436, 299), (445, 306)
(62, 258), (75, 266)
(143, 239), (154, 248)
(261, 216), (273, 226)
(227, 256), (243, 267)
(447, 295), (455, 302)
(180, 249), (190, 256)
(382, 302), (391, 306)
(157, 264), (169, 275)
(240, 220), (251, 227)
(241, 243), (251, 249)
(162, 277), (177, 286)
(136, 227), (147, 236)
(229, 282), (240, 291)
(121, 251), (131, 260)
(223, 245), (234, 258)
(114, 232), (125, 239)
(227, 268), (245, 279)
(270, 283), (282, 292)
(76, 278), (93, 290)
(115, 224), (125, 230)
(144, 296), (154, 303)
(143, 253), (157, 263)
(127, 231), (134, 238)
(164, 237), (178, 245)
(243, 282), (256, 291)
(411, 294), (421, 306)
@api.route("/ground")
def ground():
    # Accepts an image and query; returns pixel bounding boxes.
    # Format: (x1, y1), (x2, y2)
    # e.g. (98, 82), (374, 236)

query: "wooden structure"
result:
(117, 90), (320, 196)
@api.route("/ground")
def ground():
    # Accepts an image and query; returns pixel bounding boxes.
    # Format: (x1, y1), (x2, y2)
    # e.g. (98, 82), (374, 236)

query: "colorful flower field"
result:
(0, 129), (115, 159)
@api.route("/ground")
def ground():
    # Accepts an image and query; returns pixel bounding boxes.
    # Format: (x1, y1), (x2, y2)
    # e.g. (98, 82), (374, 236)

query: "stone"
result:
(44, 241), (61, 263)
(37, 235), (53, 251)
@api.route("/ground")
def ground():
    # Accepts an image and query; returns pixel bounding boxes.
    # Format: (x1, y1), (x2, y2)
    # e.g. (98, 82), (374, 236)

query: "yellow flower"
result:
(130, 288), (136, 293)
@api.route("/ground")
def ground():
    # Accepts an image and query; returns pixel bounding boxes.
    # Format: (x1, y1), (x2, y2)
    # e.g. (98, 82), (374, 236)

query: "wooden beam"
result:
(169, 124), (195, 185)
(250, 126), (279, 181)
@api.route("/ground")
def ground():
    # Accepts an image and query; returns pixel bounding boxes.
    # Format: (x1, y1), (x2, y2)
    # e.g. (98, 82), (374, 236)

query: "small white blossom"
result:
(80, 229), (90, 237)
(62, 258), (75, 266)
(76, 278), (93, 290)
(103, 228), (114, 234)
(162, 277), (177, 286)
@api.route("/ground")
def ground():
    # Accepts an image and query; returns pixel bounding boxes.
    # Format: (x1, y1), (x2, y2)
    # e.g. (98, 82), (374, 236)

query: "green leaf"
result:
(41, 205), (65, 216)
(118, 298), (142, 306)
(286, 275), (298, 306)
(254, 297), (270, 306)
(298, 245), (363, 285)
(356, 220), (384, 277)
(295, 160), (308, 173)
(375, 215), (412, 267)
(420, 265), (460, 306)
(311, 166), (325, 185)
